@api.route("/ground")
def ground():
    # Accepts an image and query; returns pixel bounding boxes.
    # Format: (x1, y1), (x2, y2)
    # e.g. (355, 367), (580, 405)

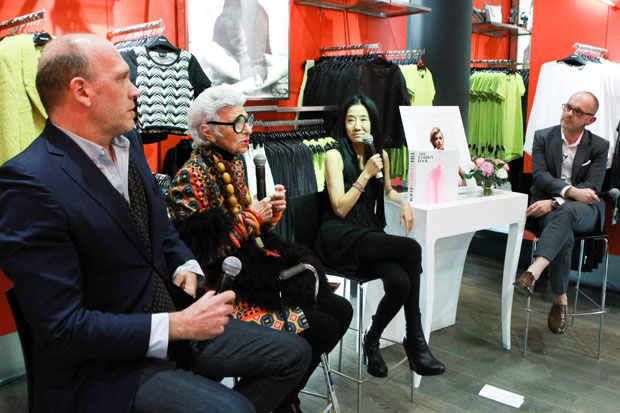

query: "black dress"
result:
(315, 138), (386, 272)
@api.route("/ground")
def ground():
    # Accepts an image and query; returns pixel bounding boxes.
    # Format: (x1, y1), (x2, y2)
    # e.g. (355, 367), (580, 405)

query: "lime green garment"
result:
(400, 65), (436, 106)
(468, 71), (523, 162)
(304, 137), (336, 192)
(0, 34), (48, 166)
(385, 146), (409, 181)
(502, 73), (525, 162)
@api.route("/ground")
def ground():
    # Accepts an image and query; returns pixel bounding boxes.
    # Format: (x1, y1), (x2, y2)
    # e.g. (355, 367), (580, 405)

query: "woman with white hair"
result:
(168, 85), (352, 413)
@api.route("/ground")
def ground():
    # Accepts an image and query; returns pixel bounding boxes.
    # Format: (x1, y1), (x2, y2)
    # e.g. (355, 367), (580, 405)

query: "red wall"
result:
(525, 0), (620, 254)
(471, 0), (512, 60)
(0, 0), (406, 334)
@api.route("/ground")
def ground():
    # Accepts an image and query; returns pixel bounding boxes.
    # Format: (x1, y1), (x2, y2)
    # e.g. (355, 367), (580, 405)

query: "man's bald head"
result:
(36, 34), (109, 113)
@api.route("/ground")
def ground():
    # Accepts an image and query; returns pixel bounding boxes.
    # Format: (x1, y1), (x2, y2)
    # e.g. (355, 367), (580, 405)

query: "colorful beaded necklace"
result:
(202, 148), (252, 215)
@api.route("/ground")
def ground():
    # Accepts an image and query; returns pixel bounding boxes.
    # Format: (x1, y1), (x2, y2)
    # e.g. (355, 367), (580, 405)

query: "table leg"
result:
(502, 220), (525, 350)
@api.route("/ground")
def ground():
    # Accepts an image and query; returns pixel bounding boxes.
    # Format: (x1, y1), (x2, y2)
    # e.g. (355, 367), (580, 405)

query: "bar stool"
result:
(521, 224), (609, 359)
(290, 192), (413, 413)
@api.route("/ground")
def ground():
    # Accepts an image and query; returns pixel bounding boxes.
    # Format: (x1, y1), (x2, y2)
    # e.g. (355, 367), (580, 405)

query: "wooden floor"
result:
(2, 253), (619, 412)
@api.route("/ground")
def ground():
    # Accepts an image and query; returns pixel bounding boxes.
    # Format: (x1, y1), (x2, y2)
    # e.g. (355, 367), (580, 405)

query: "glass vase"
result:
(481, 180), (493, 196)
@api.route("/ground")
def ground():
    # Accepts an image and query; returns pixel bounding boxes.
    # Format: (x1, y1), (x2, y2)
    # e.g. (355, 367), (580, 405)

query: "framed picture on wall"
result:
(186, 0), (290, 100)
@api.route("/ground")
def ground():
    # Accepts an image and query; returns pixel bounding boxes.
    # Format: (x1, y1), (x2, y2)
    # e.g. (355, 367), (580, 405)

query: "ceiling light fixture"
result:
(598, 0), (616, 7)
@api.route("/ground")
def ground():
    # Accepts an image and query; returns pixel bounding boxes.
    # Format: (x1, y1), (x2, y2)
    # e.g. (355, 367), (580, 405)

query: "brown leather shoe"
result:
(513, 271), (536, 296)
(548, 303), (568, 334)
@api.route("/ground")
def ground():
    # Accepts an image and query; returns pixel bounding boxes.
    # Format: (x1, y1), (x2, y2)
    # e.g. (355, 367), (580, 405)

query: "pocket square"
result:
(581, 160), (591, 167)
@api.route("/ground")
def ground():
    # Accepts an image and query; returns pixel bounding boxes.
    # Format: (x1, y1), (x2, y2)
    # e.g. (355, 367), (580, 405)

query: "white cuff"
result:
(560, 185), (571, 199)
(173, 259), (205, 286)
(147, 313), (169, 359)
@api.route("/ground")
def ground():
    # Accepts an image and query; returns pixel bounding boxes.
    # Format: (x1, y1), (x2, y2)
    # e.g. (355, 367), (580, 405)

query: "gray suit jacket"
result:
(530, 125), (609, 230)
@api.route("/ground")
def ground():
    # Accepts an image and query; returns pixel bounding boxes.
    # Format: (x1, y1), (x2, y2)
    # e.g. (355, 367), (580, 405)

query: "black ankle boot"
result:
(362, 319), (388, 377)
(403, 320), (445, 376)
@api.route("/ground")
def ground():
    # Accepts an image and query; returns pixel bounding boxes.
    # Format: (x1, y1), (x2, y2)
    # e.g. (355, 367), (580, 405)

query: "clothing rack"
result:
(0, 9), (47, 32)
(246, 105), (337, 113)
(471, 59), (518, 65)
(320, 43), (380, 55)
(384, 48), (425, 56)
(573, 43), (608, 59)
(107, 19), (164, 40)
(253, 119), (325, 128)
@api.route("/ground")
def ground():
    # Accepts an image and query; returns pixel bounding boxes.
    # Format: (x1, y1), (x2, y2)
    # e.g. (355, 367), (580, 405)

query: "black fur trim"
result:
(175, 210), (330, 311)
(173, 208), (232, 269)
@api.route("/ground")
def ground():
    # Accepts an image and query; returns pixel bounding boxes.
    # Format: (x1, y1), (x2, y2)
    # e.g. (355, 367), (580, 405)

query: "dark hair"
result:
(36, 40), (92, 112)
(335, 94), (383, 152)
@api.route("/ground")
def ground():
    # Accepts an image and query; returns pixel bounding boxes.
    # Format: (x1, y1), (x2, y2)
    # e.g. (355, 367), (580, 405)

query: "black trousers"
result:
(355, 231), (423, 337)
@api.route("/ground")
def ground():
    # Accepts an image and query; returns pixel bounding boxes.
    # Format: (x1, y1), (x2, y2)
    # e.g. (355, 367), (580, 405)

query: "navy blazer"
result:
(0, 122), (194, 412)
(530, 125), (609, 230)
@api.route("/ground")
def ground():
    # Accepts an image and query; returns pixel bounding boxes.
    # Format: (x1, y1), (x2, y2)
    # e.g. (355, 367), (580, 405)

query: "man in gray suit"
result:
(514, 91), (609, 334)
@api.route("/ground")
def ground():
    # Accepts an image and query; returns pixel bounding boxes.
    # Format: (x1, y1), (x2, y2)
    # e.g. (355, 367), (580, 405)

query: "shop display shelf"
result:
(294, 0), (430, 18)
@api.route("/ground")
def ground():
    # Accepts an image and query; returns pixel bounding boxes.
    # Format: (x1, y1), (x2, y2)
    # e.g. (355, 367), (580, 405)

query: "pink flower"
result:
(475, 158), (485, 167)
(503, 163), (510, 171)
(480, 161), (494, 176)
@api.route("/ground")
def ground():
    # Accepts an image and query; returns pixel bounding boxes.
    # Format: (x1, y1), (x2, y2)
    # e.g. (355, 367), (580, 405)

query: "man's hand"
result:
(270, 184), (287, 213)
(566, 187), (599, 204)
(526, 200), (554, 218)
(169, 290), (235, 341)
(173, 270), (198, 298)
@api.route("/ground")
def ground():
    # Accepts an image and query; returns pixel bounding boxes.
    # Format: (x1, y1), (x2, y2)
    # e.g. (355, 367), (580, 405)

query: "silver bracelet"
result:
(352, 181), (365, 193)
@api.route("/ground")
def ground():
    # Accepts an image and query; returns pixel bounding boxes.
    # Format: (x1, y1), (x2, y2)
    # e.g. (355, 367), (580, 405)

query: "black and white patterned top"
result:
(121, 46), (211, 140)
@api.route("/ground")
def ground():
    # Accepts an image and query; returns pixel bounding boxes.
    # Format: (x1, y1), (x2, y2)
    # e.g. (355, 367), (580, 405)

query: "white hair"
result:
(188, 85), (247, 148)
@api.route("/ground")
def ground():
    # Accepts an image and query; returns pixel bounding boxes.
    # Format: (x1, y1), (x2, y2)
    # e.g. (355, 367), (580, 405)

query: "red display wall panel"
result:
(471, 0), (511, 61)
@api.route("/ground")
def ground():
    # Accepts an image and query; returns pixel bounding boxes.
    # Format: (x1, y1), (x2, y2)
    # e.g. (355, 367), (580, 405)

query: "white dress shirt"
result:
(556, 130), (584, 204)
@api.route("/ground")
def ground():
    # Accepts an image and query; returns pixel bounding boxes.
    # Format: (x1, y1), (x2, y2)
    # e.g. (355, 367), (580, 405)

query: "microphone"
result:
(215, 256), (242, 294)
(362, 134), (384, 182)
(597, 187), (620, 201)
(253, 154), (267, 200)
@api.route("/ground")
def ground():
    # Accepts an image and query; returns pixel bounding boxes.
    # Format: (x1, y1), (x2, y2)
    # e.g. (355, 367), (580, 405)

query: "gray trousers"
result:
(133, 318), (311, 413)
(535, 200), (600, 294)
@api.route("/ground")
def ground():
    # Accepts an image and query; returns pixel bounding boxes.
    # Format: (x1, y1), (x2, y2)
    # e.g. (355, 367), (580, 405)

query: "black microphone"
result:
(597, 188), (620, 201)
(362, 134), (384, 183)
(215, 256), (242, 294)
(253, 154), (267, 200)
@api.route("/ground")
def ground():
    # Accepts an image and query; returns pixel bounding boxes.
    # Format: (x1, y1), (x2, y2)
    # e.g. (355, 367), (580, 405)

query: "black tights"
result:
(356, 232), (422, 337)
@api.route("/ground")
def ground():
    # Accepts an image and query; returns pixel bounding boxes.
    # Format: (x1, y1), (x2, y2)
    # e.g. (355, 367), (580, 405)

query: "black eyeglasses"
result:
(562, 103), (594, 117)
(207, 113), (254, 133)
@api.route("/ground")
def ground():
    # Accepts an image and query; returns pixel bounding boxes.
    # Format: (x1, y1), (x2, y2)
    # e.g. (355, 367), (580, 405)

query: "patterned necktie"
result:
(126, 158), (176, 313)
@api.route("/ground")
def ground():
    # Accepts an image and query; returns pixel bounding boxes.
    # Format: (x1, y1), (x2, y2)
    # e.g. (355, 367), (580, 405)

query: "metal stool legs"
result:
(522, 237), (538, 358)
(523, 235), (608, 359)
(332, 279), (414, 412)
(571, 238), (609, 360)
